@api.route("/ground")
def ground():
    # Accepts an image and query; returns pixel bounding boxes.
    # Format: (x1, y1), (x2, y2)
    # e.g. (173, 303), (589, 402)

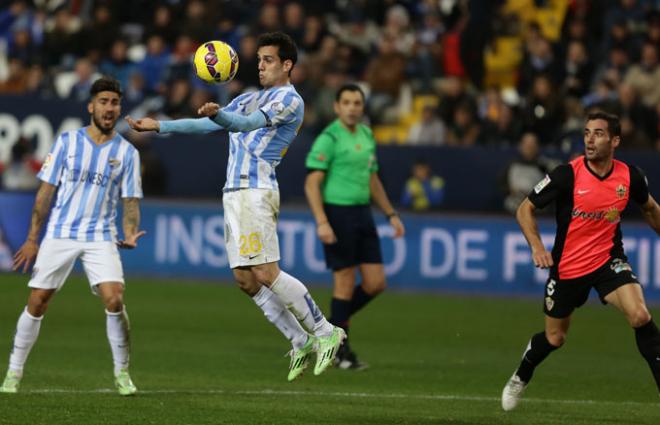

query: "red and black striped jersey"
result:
(528, 156), (649, 280)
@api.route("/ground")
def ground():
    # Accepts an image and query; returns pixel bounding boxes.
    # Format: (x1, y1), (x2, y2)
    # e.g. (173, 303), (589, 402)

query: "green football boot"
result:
(0, 370), (21, 394)
(114, 368), (137, 396)
(314, 326), (346, 376)
(287, 336), (315, 382)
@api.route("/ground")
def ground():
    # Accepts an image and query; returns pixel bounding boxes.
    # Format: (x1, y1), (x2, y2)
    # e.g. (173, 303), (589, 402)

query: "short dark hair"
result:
(586, 111), (621, 137)
(90, 76), (122, 98)
(335, 83), (365, 102)
(257, 32), (298, 68)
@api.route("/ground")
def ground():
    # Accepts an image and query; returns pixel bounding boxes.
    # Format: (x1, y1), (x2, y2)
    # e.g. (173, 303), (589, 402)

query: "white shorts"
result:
(223, 188), (280, 268)
(28, 239), (124, 295)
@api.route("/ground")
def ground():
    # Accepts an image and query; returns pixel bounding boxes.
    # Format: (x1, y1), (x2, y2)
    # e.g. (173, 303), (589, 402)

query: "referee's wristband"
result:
(386, 211), (399, 219)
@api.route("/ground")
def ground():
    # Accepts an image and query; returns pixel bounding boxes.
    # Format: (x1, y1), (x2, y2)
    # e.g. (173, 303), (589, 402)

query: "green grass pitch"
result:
(0, 274), (658, 424)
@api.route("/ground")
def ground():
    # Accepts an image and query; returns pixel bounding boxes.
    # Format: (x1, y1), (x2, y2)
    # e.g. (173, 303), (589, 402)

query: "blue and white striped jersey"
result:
(222, 83), (304, 191)
(37, 128), (143, 242)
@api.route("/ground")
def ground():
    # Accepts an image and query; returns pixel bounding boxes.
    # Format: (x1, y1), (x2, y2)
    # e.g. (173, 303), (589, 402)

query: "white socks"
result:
(8, 308), (42, 375)
(106, 308), (131, 376)
(269, 271), (334, 337)
(252, 286), (309, 349)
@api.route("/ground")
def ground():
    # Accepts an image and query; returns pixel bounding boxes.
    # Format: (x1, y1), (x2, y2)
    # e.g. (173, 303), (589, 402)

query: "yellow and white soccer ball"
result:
(193, 40), (239, 84)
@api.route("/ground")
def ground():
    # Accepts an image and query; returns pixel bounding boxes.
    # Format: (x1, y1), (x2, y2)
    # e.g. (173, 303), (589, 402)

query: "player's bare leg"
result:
(605, 283), (660, 391)
(97, 282), (136, 396)
(1, 289), (54, 393)
(502, 316), (568, 410)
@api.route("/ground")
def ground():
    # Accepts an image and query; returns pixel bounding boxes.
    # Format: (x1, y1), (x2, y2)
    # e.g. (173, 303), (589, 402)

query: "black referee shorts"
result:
(543, 257), (641, 318)
(322, 203), (383, 271)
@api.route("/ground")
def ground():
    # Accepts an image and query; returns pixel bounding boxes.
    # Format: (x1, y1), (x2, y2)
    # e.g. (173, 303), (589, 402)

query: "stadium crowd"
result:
(0, 0), (659, 202)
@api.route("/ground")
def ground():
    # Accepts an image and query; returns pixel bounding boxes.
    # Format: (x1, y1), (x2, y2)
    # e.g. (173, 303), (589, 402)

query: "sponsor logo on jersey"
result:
(534, 175), (551, 194)
(68, 169), (111, 187)
(604, 207), (620, 223)
(571, 208), (605, 221)
(616, 184), (627, 199)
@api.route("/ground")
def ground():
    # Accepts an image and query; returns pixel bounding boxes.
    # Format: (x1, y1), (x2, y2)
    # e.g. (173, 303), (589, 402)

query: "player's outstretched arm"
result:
(117, 197), (146, 249)
(516, 198), (553, 268)
(370, 173), (405, 238)
(126, 115), (221, 135)
(198, 102), (268, 132)
(125, 116), (160, 132)
(13, 182), (56, 272)
(641, 194), (660, 235)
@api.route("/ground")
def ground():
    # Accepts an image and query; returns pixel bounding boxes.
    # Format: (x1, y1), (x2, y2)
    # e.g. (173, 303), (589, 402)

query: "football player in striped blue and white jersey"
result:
(127, 32), (345, 380)
(0, 77), (145, 396)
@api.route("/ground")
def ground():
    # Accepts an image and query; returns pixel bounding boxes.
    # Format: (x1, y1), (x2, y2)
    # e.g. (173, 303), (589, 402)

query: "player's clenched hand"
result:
(198, 102), (220, 117)
(532, 248), (553, 268)
(117, 230), (146, 250)
(125, 116), (159, 132)
(13, 239), (39, 273)
(390, 216), (405, 238)
(317, 222), (337, 245)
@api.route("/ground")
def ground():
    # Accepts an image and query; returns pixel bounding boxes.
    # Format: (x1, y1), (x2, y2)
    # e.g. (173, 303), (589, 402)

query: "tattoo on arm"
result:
(123, 198), (141, 237)
(28, 183), (56, 241)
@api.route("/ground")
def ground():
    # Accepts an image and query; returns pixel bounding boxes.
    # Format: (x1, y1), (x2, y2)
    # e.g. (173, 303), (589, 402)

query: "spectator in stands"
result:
(499, 133), (556, 214)
(407, 104), (446, 145)
(400, 159), (445, 211)
(481, 102), (524, 146)
(163, 35), (195, 84)
(24, 63), (54, 98)
(0, 58), (27, 94)
(560, 40), (594, 98)
(438, 76), (476, 127)
(609, 83), (658, 148)
(446, 101), (481, 146)
(163, 79), (193, 120)
(235, 34), (260, 90)
(1, 137), (40, 191)
(522, 74), (564, 145)
(363, 34), (406, 123)
(78, 4), (119, 62)
(100, 39), (137, 91)
(518, 37), (560, 95)
(623, 41), (660, 108)
(253, 2), (281, 34)
(179, 0), (213, 43)
(139, 34), (170, 96)
(42, 6), (80, 68)
(300, 15), (327, 54)
(67, 57), (97, 102)
(283, 2), (305, 47)
(145, 4), (179, 47)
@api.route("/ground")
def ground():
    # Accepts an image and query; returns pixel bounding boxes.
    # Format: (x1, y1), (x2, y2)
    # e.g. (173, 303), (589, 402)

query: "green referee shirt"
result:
(305, 119), (379, 205)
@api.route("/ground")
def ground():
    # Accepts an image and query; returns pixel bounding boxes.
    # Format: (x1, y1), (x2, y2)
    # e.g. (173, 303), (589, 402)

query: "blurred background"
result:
(0, 0), (659, 297)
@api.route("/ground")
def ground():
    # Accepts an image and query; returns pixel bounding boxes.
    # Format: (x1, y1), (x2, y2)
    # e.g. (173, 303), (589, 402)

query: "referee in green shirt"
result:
(304, 84), (405, 369)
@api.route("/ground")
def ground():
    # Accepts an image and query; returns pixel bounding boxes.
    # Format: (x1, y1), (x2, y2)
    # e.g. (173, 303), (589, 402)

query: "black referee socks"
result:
(634, 319), (660, 391)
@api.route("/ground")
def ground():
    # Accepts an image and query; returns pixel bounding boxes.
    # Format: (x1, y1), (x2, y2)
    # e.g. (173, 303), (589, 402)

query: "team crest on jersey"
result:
(545, 296), (554, 311)
(270, 102), (284, 114)
(615, 184), (627, 199)
(534, 175), (551, 194)
(109, 158), (121, 168)
(41, 153), (53, 171)
(605, 207), (620, 223)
